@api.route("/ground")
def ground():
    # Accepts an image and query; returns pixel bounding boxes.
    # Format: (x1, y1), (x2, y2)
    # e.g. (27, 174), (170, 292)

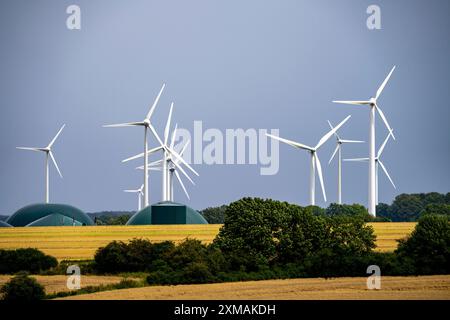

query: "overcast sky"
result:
(0, 0), (449, 214)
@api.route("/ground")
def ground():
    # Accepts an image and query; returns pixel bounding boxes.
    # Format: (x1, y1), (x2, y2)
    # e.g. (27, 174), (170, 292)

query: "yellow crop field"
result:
(59, 275), (450, 300)
(0, 222), (415, 261)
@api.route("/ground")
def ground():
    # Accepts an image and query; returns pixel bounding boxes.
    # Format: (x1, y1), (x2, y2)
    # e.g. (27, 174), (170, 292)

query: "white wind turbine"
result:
(138, 138), (193, 201)
(333, 66), (396, 216)
(16, 124), (65, 203)
(123, 103), (198, 202)
(266, 115), (351, 206)
(327, 119), (364, 204)
(344, 131), (396, 205)
(124, 184), (144, 211)
(103, 83), (165, 207)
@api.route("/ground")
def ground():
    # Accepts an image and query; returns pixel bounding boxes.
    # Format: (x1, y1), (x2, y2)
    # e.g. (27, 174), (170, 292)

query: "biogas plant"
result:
(3, 66), (397, 227)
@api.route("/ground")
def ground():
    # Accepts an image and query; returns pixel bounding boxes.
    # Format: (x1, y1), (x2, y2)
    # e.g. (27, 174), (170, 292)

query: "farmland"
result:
(0, 223), (415, 261)
(59, 275), (450, 300)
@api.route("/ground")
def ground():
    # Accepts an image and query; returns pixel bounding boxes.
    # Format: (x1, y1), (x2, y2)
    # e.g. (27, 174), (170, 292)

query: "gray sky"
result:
(0, 0), (449, 214)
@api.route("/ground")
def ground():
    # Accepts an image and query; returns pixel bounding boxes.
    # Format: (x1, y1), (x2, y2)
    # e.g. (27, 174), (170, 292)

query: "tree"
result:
(420, 203), (450, 218)
(396, 215), (450, 274)
(325, 203), (370, 220)
(213, 198), (291, 271)
(200, 205), (228, 224)
(1, 273), (45, 301)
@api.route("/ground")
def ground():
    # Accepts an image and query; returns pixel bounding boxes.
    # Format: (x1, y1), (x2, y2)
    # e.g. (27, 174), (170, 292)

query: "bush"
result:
(1, 273), (45, 301)
(94, 241), (129, 273)
(94, 239), (175, 273)
(395, 215), (450, 274)
(0, 248), (57, 274)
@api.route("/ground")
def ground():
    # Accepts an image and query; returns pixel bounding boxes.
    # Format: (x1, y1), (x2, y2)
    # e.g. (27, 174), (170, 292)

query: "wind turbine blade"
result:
(174, 140), (191, 163)
(47, 124), (65, 148)
(343, 158), (369, 162)
(122, 146), (163, 163)
(164, 102), (174, 145)
(175, 170), (190, 200)
(148, 124), (164, 147)
(170, 123), (178, 149)
(148, 159), (164, 167)
(315, 115), (351, 150)
(49, 151), (63, 178)
(328, 144), (339, 165)
(265, 134), (314, 151)
(124, 190), (139, 193)
(377, 133), (391, 158)
(167, 146), (199, 176)
(375, 104), (396, 140)
(332, 100), (371, 105)
(327, 120), (341, 140)
(146, 83), (166, 120)
(172, 159), (195, 185)
(378, 160), (396, 189)
(16, 147), (42, 152)
(314, 154), (326, 202)
(340, 139), (365, 144)
(375, 66), (396, 99)
(103, 122), (144, 128)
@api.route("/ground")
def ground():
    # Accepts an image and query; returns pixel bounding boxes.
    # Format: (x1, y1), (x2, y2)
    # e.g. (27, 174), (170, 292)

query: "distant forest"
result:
(1, 192), (448, 224)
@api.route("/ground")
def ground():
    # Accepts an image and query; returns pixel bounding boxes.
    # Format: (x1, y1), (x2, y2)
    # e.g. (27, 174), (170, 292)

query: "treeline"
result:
(202, 192), (450, 224)
(377, 192), (450, 221)
(87, 211), (133, 225)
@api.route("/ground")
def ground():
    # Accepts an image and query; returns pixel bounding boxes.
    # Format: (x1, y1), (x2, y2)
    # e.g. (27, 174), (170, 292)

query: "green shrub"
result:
(1, 273), (45, 301)
(0, 248), (57, 274)
(94, 241), (129, 273)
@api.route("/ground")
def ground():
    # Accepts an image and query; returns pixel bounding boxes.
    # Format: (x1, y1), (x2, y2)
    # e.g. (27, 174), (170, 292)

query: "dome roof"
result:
(127, 201), (208, 225)
(0, 220), (12, 227)
(7, 203), (94, 227)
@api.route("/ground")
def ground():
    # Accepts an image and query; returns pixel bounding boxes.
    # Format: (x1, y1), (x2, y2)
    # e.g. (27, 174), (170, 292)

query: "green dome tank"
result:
(7, 203), (94, 227)
(127, 201), (208, 225)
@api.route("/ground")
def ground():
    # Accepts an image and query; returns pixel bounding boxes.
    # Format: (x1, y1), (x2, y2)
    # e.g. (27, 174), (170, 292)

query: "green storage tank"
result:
(126, 201), (208, 225)
(7, 203), (94, 227)
(0, 220), (12, 227)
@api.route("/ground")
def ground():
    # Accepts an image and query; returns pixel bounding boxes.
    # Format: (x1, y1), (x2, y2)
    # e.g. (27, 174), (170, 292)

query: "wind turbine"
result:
(137, 138), (193, 201)
(103, 83), (165, 207)
(344, 131), (396, 205)
(17, 124), (65, 203)
(333, 66), (396, 216)
(327, 120), (364, 204)
(124, 184), (144, 211)
(122, 103), (198, 202)
(266, 115), (351, 206)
